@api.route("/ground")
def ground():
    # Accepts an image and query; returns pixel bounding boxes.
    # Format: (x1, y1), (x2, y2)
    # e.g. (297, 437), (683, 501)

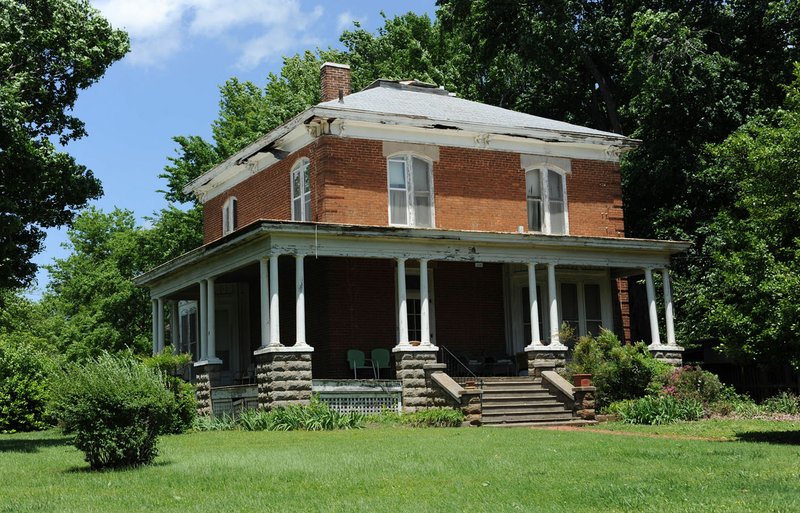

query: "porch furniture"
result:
(371, 348), (391, 378)
(347, 349), (373, 379)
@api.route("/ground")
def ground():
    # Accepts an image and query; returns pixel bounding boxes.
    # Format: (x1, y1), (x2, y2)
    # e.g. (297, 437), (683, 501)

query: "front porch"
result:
(137, 221), (688, 415)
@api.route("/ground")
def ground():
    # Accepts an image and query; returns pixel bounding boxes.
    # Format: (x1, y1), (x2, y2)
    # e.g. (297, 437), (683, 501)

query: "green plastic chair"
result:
(347, 349), (371, 379)
(371, 348), (391, 379)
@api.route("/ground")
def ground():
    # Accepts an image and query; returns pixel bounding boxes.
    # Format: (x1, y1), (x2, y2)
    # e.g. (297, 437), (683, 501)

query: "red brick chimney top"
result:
(320, 62), (351, 103)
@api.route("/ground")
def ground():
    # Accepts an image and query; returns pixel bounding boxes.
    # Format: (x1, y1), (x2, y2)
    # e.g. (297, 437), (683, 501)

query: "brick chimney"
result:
(320, 62), (351, 103)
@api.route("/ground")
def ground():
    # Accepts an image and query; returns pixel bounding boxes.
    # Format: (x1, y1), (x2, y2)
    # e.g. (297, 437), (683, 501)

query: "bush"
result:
(142, 348), (196, 434)
(0, 337), (57, 433)
(569, 329), (623, 376)
(400, 407), (464, 427)
(617, 395), (704, 425)
(50, 353), (174, 470)
(762, 391), (800, 414)
(593, 342), (670, 409)
(654, 365), (724, 405)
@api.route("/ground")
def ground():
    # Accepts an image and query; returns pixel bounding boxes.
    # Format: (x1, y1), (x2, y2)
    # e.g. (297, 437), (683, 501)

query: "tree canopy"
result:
(0, 0), (129, 289)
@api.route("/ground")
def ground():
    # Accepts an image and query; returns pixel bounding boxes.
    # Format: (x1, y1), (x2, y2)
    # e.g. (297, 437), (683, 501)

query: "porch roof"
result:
(135, 220), (689, 297)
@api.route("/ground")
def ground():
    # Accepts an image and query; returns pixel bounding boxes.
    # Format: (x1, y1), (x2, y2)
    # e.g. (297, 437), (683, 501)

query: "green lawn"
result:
(2, 422), (800, 513)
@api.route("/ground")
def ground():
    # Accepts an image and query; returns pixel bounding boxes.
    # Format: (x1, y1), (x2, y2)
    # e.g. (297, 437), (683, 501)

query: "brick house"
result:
(136, 63), (687, 424)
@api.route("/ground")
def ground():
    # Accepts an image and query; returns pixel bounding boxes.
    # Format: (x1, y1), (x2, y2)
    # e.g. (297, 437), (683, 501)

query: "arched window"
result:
(387, 154), (434, 227)
(291, 158), (311, 221)
(525, 167), (568, 234)
(222, 196), (237, 235)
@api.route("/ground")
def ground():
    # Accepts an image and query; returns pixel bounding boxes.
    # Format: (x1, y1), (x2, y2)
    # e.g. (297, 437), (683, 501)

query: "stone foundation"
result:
(255, 349), (313, 409)
(194, 363), (222, 416)
(649, 346), (684, 366)
(526, 348), (568, 376)
(394, 350), (437, 412)
(423, 363), (482, 425)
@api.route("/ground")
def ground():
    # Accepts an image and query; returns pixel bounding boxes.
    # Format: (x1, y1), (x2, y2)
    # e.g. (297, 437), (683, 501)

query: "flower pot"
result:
(409, 340), (421, 347)
(573, 373), (592, 387)
(464, 380), (476, 389)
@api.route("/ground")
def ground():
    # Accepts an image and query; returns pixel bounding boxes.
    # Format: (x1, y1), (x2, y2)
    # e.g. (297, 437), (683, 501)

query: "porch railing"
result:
(439, 345), (484, 401)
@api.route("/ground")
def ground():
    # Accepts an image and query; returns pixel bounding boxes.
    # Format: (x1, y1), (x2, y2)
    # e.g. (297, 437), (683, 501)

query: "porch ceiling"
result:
(135, 220), (690, 298)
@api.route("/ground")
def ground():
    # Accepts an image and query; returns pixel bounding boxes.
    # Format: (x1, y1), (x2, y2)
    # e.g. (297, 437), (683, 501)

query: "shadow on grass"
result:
(736, 430), (800, 445)
(66, 459), (173, 473)
(0, 437), (70, 453)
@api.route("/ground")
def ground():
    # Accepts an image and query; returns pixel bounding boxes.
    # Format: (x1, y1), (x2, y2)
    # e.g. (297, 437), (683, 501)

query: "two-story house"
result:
(136, 63), (688, 421)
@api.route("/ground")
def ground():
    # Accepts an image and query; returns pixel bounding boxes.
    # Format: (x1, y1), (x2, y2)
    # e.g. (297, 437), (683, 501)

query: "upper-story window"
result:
(291, 158), (311, 222)
(222, 197), (237, 235)
(526, 167), (568, 234)
(388, 154), (434, 227)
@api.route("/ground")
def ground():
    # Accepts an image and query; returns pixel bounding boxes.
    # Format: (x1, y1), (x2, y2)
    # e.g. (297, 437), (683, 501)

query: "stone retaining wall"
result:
(394, 350), (438, 412)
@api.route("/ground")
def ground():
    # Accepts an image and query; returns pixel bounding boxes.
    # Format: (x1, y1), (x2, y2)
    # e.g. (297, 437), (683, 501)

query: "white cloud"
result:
(91, 0), (326, 69)
(336, 11), (366, 33)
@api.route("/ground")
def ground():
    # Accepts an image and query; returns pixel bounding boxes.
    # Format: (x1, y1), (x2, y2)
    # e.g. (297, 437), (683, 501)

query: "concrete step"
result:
(481, 380), (542, 387)
(481, 412), (575, 424)
(480, 386), (548, 393)
(480, 391), (553, 399)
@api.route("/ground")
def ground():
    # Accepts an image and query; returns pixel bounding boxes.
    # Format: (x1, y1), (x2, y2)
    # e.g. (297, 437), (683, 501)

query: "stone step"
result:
(485, 419), (598, 428)
(481, 412), (575, 424)
(481, 379), (541, 386)
(480, 386), (548, 394)
(482, 401), (566, 410)
(481, 377), (540, 383)
(481, 405), (572, 420)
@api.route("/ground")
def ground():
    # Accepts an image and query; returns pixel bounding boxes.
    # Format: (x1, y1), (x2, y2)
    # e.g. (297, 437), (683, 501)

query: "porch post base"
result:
(254, 348), (313, 410)
(526, 347), (568, 377)
(648, 345), (684, 366)
(394, 349), (438, 412)
(194, 362), (223, 416)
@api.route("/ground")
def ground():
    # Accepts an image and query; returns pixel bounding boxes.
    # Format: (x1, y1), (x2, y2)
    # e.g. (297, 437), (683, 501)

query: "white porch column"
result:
(170, 301), (179, 348)
(419, 259), (431, 346)
(525, 262), (542, 349)
(259, 257), (270, 348)
(295, 254), (310, 348)
(199, 280), (208, 360)
(269, 254), (281, 346)
(662, 269), (676, 346)
(644, 268), (661, 347)
(547, 262), (566, 348)
(156, 297), (165, 353)
(151, 299), (158, 355)
(207, 277), (221, 363)
(397, 258), (409, 347)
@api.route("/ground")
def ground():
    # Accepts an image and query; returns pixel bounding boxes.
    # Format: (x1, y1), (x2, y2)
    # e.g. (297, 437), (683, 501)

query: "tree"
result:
(0, 0), (129, 289)
(678, 66), (800, 366)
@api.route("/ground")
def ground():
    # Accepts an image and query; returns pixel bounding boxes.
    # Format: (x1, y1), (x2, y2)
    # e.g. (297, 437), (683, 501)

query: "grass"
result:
(1, 422), (800, 513)
(595, 418), (800, 442)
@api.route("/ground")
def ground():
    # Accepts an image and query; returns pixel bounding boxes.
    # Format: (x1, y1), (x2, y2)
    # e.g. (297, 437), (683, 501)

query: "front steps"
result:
(480, 377), (585, 427)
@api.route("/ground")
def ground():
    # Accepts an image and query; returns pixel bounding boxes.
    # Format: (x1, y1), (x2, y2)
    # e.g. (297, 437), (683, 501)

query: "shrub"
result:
(142, 348), (196, 434)
(593, 342), (670, 409)
(50, 353), (174, 470)
(618, 395), (704, 425)
(762, 391), (800, 414)
(400, 407), (464, 427)
(655, 365), (724, 405)
(0, 337), (57, 433)
(569, 328), (622, 376)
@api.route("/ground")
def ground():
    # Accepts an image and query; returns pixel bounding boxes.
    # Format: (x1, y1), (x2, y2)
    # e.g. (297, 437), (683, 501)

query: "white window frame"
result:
(387, 153), (435, 228)
(222, 196), (237, 235)
(291, 158), (311, 222)
(524, 166), (569, 235)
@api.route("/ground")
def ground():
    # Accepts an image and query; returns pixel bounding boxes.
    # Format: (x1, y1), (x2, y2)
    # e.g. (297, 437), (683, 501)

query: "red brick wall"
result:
(202, 136), (626, 242)
(433, 262), (507, 358)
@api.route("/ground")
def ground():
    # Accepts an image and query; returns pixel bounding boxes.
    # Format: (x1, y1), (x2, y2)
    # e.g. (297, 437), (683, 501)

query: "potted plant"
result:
(572, 373), (592, 387)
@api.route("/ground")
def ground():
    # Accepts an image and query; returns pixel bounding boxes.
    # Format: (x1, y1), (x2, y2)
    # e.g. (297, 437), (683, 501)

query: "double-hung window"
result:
(388, 154), (434, 227)
(222, 197), (237, 235)
(526, 167), (568, 234)
(291, 158), (311, 221)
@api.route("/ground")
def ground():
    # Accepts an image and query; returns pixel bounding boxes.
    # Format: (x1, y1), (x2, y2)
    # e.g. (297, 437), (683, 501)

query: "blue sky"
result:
(29, 0), (438, 296)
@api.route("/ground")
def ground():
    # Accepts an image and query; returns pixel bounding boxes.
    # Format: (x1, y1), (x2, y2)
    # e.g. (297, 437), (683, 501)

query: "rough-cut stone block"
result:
(253, 350), (314, 410)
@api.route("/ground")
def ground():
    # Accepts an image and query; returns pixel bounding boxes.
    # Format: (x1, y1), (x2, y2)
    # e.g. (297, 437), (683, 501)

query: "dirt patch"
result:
(531, 425), (731, 442)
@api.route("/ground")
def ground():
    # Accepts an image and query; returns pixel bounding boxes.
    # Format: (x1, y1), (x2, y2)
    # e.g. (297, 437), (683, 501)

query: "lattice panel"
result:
(318, 393), (401, 414)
